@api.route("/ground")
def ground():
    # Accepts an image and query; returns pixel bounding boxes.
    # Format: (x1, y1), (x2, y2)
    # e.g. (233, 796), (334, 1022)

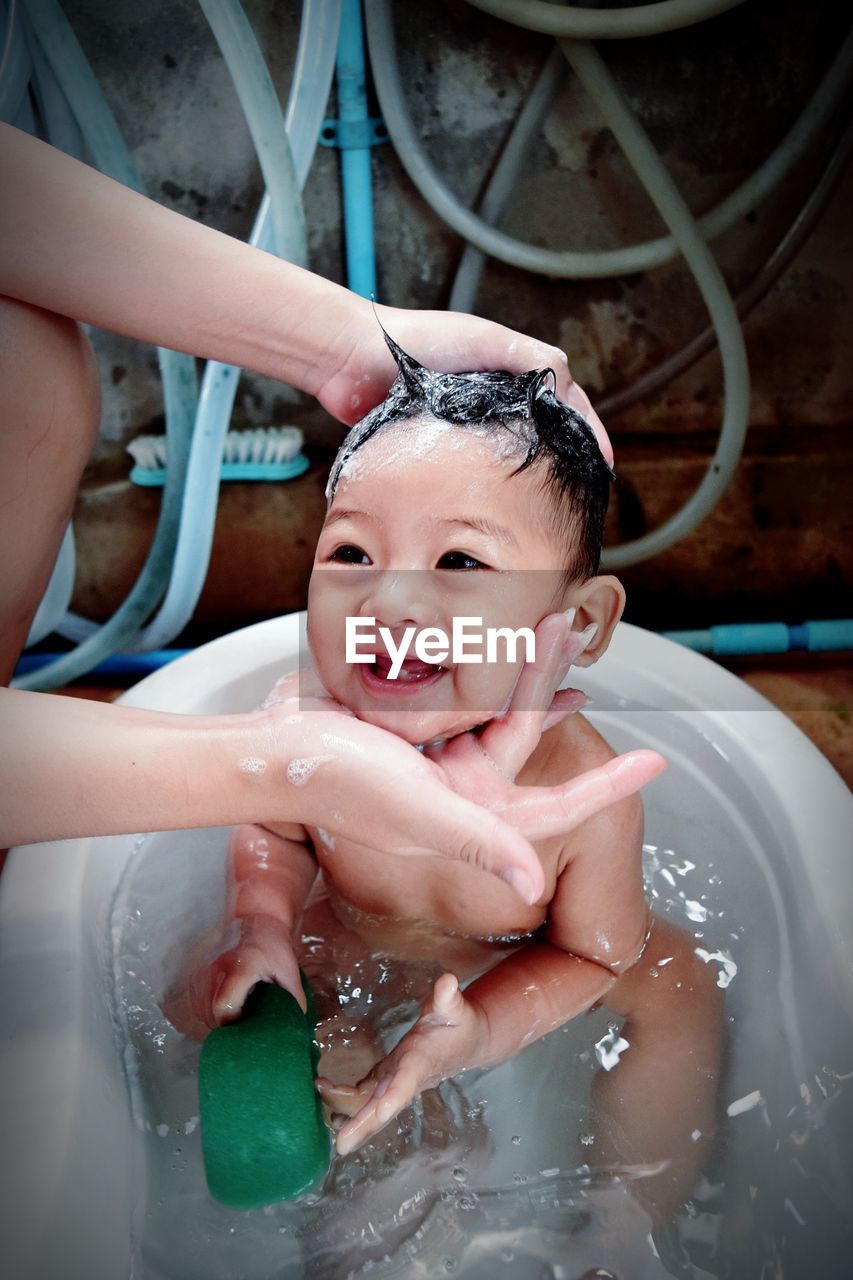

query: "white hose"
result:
(127, 0), (339, 653)
(199, 0), (306, 265)
(16, 0), (200, 690)
(368, 0), (853, 278)
(560, 39), (749, 567)
(449, 47), (563, 311)
(56, 0), (340, 656)
(383, 0), (851, 564)
(463, 0), (747, 40)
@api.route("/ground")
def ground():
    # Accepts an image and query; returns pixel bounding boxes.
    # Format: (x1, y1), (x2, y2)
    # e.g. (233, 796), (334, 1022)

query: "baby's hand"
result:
(318, 973), (485, 1155)
(165, 914), (304, 1037)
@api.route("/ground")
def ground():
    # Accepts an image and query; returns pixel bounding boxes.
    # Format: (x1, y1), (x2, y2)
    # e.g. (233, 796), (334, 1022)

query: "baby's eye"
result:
(437, 550), (487, 571)
(328, 543), (372, 565)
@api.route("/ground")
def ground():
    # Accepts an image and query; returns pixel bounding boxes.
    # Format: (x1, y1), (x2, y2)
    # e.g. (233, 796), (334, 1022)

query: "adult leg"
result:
(0, 295), (100, 684)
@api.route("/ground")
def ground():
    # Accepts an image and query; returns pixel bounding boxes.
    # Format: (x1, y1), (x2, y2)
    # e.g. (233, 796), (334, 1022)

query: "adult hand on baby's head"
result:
(316, 301), (613, 465)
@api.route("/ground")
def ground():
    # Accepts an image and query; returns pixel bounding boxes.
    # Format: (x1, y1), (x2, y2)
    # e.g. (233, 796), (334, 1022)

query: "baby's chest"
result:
(307, 824), (563, 939)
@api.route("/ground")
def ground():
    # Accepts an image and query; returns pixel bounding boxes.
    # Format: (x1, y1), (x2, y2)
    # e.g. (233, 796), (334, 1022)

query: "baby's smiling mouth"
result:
(371, 652), (446, 683)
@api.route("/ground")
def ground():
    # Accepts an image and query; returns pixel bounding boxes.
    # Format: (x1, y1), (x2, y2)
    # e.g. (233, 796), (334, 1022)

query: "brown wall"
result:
(64, 0), (852, 636)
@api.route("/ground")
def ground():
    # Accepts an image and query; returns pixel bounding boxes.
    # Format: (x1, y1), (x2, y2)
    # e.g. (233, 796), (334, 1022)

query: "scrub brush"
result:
(127, 426), (309, 486)
(198, 978), (330, 1208)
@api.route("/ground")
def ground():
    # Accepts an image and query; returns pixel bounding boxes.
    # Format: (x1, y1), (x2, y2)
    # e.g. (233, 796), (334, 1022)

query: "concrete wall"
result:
(58, 0), (851, 633)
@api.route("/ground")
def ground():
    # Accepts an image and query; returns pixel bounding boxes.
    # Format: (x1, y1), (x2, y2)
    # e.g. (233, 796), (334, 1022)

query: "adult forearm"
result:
(0, 124), (365, 396)
(465, 942), (617, 1069)
(0, 688), (284, 846)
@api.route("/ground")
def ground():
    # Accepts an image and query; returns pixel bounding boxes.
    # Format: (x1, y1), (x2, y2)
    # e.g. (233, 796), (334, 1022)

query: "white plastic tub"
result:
(2, 617), (851, 1279)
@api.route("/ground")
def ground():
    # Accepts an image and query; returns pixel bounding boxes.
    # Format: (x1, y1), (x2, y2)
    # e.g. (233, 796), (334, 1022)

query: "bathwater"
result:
(110, 711), (853, 1279)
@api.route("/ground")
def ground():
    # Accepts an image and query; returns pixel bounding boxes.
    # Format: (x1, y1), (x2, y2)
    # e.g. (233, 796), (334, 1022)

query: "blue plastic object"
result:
(14, 649), (191, 679)
(130, 454), (309, 488)
(333, 0), (377, 298)
(663, 620), (853, 656)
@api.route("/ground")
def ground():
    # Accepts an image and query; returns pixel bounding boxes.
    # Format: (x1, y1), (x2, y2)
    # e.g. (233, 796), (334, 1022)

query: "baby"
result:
(179, 337), (671, 1159)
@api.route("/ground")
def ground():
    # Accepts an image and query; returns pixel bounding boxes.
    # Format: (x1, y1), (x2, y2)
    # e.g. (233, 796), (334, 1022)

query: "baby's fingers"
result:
(333, 1080), (404, 1156)
(316, 1077), (373, 1117)
(540, 687), (590, 732)
(212, 940), (307, 1022)
(332, 1055), (431, 1156)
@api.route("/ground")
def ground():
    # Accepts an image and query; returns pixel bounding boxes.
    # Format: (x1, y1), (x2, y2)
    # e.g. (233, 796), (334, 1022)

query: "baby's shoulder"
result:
(519, 710), (616, 789)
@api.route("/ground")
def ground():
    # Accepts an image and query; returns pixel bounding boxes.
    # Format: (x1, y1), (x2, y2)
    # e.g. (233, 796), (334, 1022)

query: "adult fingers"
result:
(480, 614), (591, 777)
(486, 327), (613, 471)
(381, 778), (545, 905)
(479, 614), (567, 777)
(565, 379), (613, 467)
(503, 750), (667, 842)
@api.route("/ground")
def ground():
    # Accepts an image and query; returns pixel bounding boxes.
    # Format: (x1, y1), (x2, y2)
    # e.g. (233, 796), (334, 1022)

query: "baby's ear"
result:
(568, 575), (625, 667)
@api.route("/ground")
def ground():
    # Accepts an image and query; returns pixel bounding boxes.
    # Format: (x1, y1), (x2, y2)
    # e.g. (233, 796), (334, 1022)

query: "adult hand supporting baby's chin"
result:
(261, 615), (663, 906)
(423, 613), (666, 853)
(316, 301), (613, 466)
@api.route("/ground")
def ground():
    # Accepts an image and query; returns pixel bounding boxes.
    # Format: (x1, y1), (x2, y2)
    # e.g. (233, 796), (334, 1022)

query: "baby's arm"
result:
(324, 788), (647, 1155)
(170, 820), (317, 1035)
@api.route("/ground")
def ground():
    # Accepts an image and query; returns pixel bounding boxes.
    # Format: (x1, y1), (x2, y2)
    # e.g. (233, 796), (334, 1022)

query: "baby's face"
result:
(307, 418), (574, 744)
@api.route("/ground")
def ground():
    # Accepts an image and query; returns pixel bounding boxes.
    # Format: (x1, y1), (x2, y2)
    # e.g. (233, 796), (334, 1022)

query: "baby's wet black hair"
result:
(327, 332), (615, 579)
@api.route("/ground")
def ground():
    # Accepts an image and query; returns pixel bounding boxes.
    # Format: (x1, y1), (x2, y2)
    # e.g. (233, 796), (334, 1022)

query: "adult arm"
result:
(0, 614), (663, 897)
(0, 686), (539, 876)
(0, 124), (609, 451)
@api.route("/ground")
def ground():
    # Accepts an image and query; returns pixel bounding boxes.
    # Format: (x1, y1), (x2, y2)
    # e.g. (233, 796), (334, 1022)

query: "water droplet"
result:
(511, 1134), (521, 1145)
(451, 1166), (467, 1182)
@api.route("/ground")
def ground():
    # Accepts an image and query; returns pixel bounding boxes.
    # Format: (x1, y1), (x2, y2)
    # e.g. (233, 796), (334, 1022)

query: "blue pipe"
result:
(663, 619), (853, 656)
(336, 0), (376, 298)
(14, 649), (191, 679)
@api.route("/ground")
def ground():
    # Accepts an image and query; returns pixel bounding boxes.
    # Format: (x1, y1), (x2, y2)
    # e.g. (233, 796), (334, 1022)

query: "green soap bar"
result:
(199, 979), (330, 1208)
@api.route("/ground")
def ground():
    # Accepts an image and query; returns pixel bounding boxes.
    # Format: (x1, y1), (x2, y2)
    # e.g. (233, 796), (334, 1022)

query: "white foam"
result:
(238, 756), (267, 776)
(286, 755), (334, 786)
